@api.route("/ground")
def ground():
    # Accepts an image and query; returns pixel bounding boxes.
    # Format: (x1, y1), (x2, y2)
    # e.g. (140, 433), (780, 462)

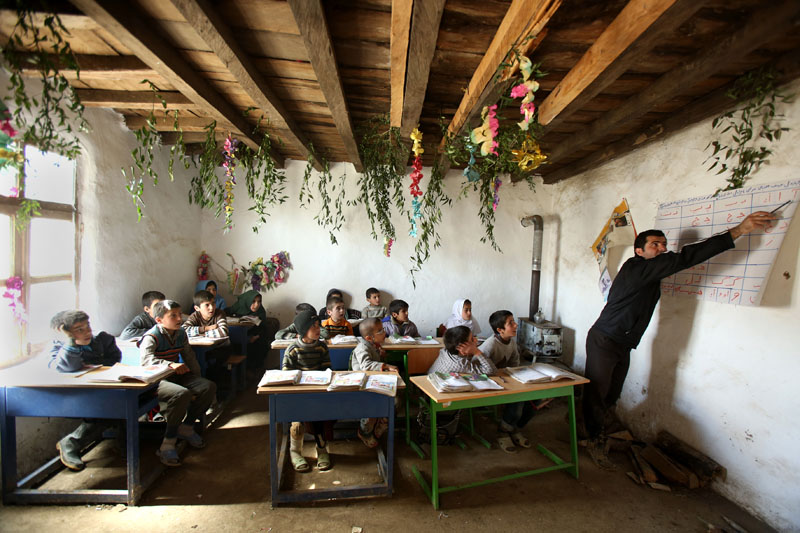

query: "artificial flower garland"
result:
(222, 134), (240, 232)
(197, 250), (210, 280)
(409, 127), (424, 238)
(510, 56), (540, 131)
(3, 276), (26, 325)
(383, 237), (393, 257)
(470, 104), (499, 157)
(245, 252), (291, 292)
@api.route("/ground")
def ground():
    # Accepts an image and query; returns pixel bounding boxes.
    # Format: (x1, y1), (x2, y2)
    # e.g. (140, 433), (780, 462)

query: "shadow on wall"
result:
(761, 215), (799, 308)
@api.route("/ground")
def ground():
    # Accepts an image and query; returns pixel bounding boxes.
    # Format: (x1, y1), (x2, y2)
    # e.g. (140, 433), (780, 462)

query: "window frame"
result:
(0, 144), (80, 358)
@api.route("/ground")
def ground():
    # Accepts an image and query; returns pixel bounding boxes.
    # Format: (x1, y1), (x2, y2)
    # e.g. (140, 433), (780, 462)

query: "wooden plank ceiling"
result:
(1, 0), (799, 183)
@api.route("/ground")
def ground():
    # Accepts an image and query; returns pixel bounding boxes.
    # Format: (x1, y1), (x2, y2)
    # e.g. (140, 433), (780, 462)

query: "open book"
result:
(87, 363), (172, 384)
(363, 373), (405, 397)
(330, 335), (358, 345)
(259, 369), (301, 386)
(427, 372), (504, 393)
(386, 334), (417, 344)
(298, 369), (333, 385)
(327, 372), (366, 391)
(236, 315), (262, 327)
(506, 363), (576, 384)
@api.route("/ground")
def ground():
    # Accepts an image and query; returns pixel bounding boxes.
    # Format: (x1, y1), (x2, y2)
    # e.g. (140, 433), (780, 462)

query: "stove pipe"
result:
(521, 215), (543, 319)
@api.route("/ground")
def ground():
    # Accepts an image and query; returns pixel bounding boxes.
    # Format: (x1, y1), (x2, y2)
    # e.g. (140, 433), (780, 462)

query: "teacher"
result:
(583, 210), (775, 467)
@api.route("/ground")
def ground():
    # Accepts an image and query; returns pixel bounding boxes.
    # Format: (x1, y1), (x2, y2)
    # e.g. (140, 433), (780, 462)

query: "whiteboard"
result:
(653, 178), (799, 306)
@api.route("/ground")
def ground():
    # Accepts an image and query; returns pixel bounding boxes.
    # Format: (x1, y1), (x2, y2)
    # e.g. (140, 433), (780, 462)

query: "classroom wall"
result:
(543, 78), (800, 531)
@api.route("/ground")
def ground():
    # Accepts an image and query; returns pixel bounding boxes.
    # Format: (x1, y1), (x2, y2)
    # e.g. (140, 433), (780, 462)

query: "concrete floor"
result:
(0, 386), (777, 533)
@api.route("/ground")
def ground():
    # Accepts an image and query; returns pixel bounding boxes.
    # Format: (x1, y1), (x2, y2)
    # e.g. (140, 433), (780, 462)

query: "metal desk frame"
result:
(410, 375), (586, 509)
(1, 384), (159, 505)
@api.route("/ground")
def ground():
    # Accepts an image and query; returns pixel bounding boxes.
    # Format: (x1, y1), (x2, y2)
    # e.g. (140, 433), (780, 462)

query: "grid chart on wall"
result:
(653, 178), (799, 306)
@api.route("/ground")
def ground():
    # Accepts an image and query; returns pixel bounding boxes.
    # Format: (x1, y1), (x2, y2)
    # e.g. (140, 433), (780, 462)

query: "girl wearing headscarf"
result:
(228, 290), (269, 371)
(445, 298), (481, 335)
(195, 280), (226, 312)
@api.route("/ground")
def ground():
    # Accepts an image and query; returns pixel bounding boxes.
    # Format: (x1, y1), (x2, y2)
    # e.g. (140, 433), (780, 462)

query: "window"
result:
(1, 145), (77, 365)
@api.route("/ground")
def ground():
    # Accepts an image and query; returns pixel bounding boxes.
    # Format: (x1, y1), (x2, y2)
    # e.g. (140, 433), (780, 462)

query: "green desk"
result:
(410, 371), (589, 509)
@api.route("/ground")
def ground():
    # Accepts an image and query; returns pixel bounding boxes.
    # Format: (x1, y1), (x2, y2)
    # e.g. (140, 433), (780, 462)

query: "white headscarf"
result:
(444, 298), (481, 335)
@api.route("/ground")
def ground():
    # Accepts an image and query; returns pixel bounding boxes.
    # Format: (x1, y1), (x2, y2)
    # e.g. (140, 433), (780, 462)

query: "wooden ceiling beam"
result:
(167, 0), (322, 170)
(288, 0), (363, 172)
(544, 0), (800, 166)
(541, 47), (800, 184)
(77, 89), (195, 109)
(70, 0), (284, 166)
(125, 115), (217, 132)
(537, 0), (708, 130)
(399, 0), (446, 138)
(17, 53), (153, 80)
(389, 0), (413, 128)
(436, 0), (559, 171)
(161, 132), (223, 145)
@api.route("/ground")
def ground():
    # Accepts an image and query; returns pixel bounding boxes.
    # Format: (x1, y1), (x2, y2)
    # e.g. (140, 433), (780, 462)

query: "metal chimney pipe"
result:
(521, 215), (543, 319)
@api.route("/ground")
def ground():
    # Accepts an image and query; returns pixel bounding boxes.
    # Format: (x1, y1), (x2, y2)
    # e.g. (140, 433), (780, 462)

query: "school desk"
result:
(119, 334), (240, 376)
(0, 367), (170, 505)
(257, 371), (404, 505)
(410, 371), (589, 509)
(271, 338), (444, 453)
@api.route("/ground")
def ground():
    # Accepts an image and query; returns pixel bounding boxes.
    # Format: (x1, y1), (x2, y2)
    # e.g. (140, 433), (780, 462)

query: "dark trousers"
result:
(583, 327), (631, 438)
(157, 373), (217, 437)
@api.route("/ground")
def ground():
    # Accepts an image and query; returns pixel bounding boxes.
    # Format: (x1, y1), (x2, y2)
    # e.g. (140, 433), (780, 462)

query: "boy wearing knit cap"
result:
(282, 310), (333, 472)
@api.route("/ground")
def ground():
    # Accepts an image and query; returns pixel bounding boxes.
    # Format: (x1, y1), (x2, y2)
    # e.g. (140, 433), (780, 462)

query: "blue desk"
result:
(258, 372), (399, 505)
(0, 379), (161, 505)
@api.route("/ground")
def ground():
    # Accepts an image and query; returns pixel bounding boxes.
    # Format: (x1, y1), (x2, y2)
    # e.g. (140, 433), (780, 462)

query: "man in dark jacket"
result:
(583, 210), (774, 465)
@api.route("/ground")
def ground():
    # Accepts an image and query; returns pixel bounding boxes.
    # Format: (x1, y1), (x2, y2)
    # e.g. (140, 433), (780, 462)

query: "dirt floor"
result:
(0, 385), (777, 533)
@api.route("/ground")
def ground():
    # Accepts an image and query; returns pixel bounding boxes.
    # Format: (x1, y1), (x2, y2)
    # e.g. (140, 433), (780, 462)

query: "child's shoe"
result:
(316, 446), (332, 471)
(496, 433), (516, 454)
(177, 424), (206, 449)
(156, 447), (181, 466)
(510, 431), (531, 449)
(358, 429), (379, 449)
(56, 441), (85, 471)
(373, 418), (389, 439)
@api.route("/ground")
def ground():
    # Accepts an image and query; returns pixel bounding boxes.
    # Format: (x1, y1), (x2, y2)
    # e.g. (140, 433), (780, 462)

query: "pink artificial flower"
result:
(510, 84), (529, 99)
(521, 101), (536, 121)
(9, 186), (19, 198)
(0, 118), (17, 138)
(5, 276), (23, 291)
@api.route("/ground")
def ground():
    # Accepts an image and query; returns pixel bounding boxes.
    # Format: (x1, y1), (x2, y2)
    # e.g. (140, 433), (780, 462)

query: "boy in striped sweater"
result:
(139, 300), (216, 467)
(282, 310), (333, 472)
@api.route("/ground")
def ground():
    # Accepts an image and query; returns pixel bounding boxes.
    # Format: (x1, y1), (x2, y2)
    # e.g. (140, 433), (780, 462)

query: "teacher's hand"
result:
(730, 211), (775, 239)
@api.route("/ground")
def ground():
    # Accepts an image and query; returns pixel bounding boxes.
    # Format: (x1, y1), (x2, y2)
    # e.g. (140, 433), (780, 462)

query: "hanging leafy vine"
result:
(188, 121), (224, 213)
(240, 127), (288, 233)
(355, 114), (409, 243)
(298, 146), (347, 244)
(0, 5), (88, 159)
(705, 66), (793, 192)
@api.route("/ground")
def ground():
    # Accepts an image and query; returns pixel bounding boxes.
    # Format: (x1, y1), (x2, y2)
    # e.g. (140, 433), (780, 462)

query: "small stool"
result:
(226, 355), (247, 394)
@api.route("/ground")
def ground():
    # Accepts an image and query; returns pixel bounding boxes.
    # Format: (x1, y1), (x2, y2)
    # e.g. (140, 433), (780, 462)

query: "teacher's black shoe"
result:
(56, 440), (85, 471)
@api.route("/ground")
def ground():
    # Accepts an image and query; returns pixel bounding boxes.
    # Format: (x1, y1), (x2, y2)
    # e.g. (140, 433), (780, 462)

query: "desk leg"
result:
(567, 388), (579, 479)
(387, 396), (395, 490)
(125, 391), (142, 505)
(0, 389), (17, 499)
(430, 398), (440, 509)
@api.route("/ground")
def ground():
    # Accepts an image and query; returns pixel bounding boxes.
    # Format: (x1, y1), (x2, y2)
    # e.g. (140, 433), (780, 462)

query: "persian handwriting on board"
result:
(653, 179), (799, 306)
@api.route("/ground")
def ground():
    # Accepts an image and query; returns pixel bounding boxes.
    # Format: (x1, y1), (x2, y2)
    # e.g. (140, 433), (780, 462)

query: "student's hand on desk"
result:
(730, 210), (775, 239)
(204, 324), (218, 332)
(169, 362), (190, 375)
(382, 363), (398, 372)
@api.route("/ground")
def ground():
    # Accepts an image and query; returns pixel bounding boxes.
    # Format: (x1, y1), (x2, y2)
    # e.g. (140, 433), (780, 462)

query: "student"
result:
(317, 288), (361, 322)
(282, 310), (333, 472)
(139, 300), (216, 467)
(479, 310), (533, 453)
(321, 295), (354, 337)
(445, 298), (481, 335)
(196, 279), (226, 312)
(382, 299), (420, 337)
(276, 302), (329, 339)
(120, 290), (165, 340)
(428, 325), (496, 375)
(361, 287), (387, 319)
(350, 318), (397, 448)
(183, 290), (229, 338)
(49, 310), (122, 471)
(228, 290), (269, 370)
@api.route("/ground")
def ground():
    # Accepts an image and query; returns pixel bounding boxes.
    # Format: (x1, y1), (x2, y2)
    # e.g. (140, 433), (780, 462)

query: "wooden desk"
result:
(0, 368), (167, 505)
(410, 371), (589, 509)
(257, 371), (404, 506)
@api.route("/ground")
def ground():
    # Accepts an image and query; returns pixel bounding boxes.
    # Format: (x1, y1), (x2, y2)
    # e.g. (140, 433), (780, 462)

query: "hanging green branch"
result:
(297, 145), (347, 244)
(241, 127), (288, 233)
(355, 114), (409, 242)
(409, 162), (452, 285)
(705, 66), (793, 193)
(188, 121), (224, 213)
(0, 6), (88, 159)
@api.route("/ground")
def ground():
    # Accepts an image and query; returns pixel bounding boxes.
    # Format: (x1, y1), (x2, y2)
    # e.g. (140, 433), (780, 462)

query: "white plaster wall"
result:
(76, 107), (204, 334)
(198, 161), (555, 340)
(545, 78), (800, 531)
